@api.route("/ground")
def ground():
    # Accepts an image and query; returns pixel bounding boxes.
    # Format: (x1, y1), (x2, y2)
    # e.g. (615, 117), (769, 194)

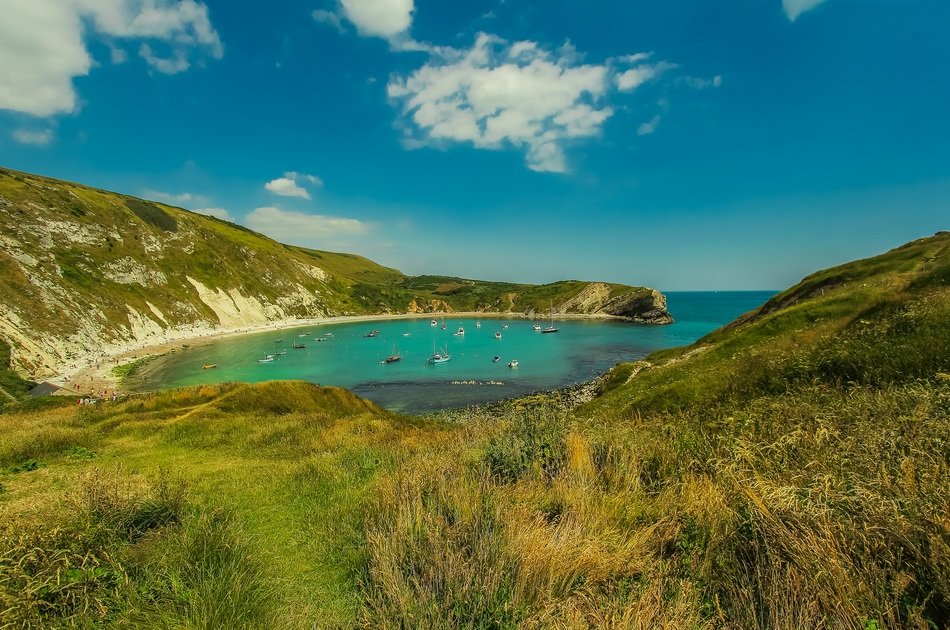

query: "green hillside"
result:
(1, 231), (946, 626)
(0, 167), (668, 381)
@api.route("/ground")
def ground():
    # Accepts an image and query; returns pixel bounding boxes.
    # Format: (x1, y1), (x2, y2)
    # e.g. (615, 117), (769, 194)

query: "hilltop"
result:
(0, 167), (670, 381)
(0, 232), (946, 628)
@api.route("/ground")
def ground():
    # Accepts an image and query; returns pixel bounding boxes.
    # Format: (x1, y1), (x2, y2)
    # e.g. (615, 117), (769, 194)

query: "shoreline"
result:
(58, 310), (627, 397)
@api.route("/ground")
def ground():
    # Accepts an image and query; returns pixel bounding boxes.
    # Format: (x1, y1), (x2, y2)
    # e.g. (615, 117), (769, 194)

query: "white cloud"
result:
(312, 9), (344, 33)
(264, 171), (323, 200)
(143, 190), (199, 205)
(339, 0), (413, 38)
(783, 0), (829, 21)
(616, 61), (677, 92)
(0, 0), (222, 117)
(194, 207), (232, 221)
(680, 75), (722, 90)
(12, 128), (54, 146)
(637, 115), (660, 136)
(245, 207), (369, 246)
(388, 33), (670, 173)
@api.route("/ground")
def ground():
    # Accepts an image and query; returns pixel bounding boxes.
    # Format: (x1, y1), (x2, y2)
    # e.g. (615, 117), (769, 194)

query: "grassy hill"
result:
(0, 166), (668, 381)
(1, 234), (947, 628)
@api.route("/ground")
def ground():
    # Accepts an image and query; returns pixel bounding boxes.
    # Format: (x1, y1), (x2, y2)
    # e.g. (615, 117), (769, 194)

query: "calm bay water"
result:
(133, 291), (774, 413)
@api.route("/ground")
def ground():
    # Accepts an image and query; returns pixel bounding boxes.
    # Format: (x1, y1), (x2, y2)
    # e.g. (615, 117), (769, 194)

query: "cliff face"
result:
(551, 282), (673, 324)
(0, 167), (672, 378)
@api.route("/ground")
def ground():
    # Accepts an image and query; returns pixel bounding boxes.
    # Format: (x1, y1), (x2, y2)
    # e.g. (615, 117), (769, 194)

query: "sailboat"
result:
(542, 301), (559, 334)
(427, 341), (450, 364)
(385, 344), (401, 363)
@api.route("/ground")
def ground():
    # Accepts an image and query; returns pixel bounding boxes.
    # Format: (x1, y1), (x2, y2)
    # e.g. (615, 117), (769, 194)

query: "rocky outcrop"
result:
(600, 288), (674, 324)
(525, 283), (673, 324)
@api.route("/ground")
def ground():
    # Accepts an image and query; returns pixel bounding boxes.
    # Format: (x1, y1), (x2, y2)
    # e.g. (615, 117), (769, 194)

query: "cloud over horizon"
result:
(245, 206), (370, 247)
(0, 0), (223, 117)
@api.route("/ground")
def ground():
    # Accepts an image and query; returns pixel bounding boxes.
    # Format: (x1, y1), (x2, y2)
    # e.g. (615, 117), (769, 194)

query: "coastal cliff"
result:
(0, 167), (672, 379)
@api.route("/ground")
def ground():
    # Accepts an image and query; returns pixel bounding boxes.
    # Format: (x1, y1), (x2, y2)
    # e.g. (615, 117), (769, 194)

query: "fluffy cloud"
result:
(388, 34), (668, 173)
(264, 172), (323, 200)
(194, 207), (232, 221)
(783, 0), (829, 21)
(245, 207), (369, 246)
(0, 0), (222, 117)
(339, 0), (413, 38)
(12, 128), (54, 146)
(312, 9), (344, 33)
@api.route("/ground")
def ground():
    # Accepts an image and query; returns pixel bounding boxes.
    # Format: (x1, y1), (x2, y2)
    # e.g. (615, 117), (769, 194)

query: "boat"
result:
(503, 324), (509, 329)
(274, 339), (283, 343)
(384, 344), (401, 363)
(508, 359), (519, 368)
(402, 332), (411, 337)
(532, 324), (542, 331)
(495, 331), (502, 339)
(542, 301), (559, 333)
(324, 332), (333, 337)
(292, 343), (306, 349)
(202, 364), (217, 369)
(258, 357), (274, 363)
(274, 351), (287, 356)
(298, 333), (308, 338)
(441, 321), (447, 330)
(492, 356), (500, 363)
(427, 342), (450, 364)
(364, 330), (379, 338)
(431, 319), (438, 326)
(455, 327), (465, 336)
(476, 321), (481, 328)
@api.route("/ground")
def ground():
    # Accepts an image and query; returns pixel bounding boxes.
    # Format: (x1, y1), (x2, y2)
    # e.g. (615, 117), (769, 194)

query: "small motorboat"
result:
(402, 332), (411, 337)
(258, 357), (274, 364)
(274, 339), (284, 343)
(508, 360), (519, 368)
(503, 324), (509, 329)
(202, 364), (217, 369)
(364, 330), (380, 338)
(274, 351), (287, 356)
(292, 343), (306, 349)
(298, 333), (308, 338)
(324, 332), (333, 337)
(532, 324), (542, 331)
(492, 356), (500, 363)
(495, 331), (502, 340)
(431, 319), (438, 326)
(476, 321), (481, 328)
(455, 327), (465, 336)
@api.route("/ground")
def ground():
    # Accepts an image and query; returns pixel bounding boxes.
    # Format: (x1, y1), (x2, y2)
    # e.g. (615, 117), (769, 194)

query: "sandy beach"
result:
(61, 310), (621, 397)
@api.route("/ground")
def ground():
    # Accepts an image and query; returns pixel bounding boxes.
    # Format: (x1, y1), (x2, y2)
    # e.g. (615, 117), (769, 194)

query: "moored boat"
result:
(292, 343), (306, 349)
(508, 359), (519, 368)
(455, 327), (465, 336)
(495, 331), (502, 339)
(202, 364), (217, 369)
(492, 356), (500, 363)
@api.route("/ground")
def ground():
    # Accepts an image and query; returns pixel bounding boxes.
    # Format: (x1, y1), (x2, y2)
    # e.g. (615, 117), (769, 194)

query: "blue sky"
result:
(1, 0), (948, 290)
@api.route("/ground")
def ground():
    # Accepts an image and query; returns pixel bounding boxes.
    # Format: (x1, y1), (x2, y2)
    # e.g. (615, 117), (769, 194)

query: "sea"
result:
(132, 291), (775, 413)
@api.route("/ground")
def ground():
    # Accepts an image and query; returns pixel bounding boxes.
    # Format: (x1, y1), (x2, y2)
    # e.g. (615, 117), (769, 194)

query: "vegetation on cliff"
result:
(0, 234), (946, 627)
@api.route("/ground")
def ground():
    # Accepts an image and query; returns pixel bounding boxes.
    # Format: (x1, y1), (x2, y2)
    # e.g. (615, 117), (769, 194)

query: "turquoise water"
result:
(134, 291), (774, 413)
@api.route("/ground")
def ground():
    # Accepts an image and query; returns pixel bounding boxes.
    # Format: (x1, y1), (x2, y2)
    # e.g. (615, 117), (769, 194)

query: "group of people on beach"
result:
(77, 391), (119, 405)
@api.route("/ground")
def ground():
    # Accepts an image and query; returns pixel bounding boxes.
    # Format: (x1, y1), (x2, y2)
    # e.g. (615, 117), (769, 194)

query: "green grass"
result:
(1, 233), (947, 627)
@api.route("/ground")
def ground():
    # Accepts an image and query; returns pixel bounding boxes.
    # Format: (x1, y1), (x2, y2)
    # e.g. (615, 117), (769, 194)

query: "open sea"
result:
(132, 291), (775, 413)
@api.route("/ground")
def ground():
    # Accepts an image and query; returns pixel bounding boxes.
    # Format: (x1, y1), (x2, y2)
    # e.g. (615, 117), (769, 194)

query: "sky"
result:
(1, 0), (948, 290)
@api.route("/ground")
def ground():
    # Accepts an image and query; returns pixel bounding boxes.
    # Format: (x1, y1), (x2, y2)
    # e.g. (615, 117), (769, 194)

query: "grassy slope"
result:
(0, 382), (451, 627)
(1, 233), (947, 628)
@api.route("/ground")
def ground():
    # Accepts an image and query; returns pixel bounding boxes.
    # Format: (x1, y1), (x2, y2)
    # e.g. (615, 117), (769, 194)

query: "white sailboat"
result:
(542, 301), (559, 334)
